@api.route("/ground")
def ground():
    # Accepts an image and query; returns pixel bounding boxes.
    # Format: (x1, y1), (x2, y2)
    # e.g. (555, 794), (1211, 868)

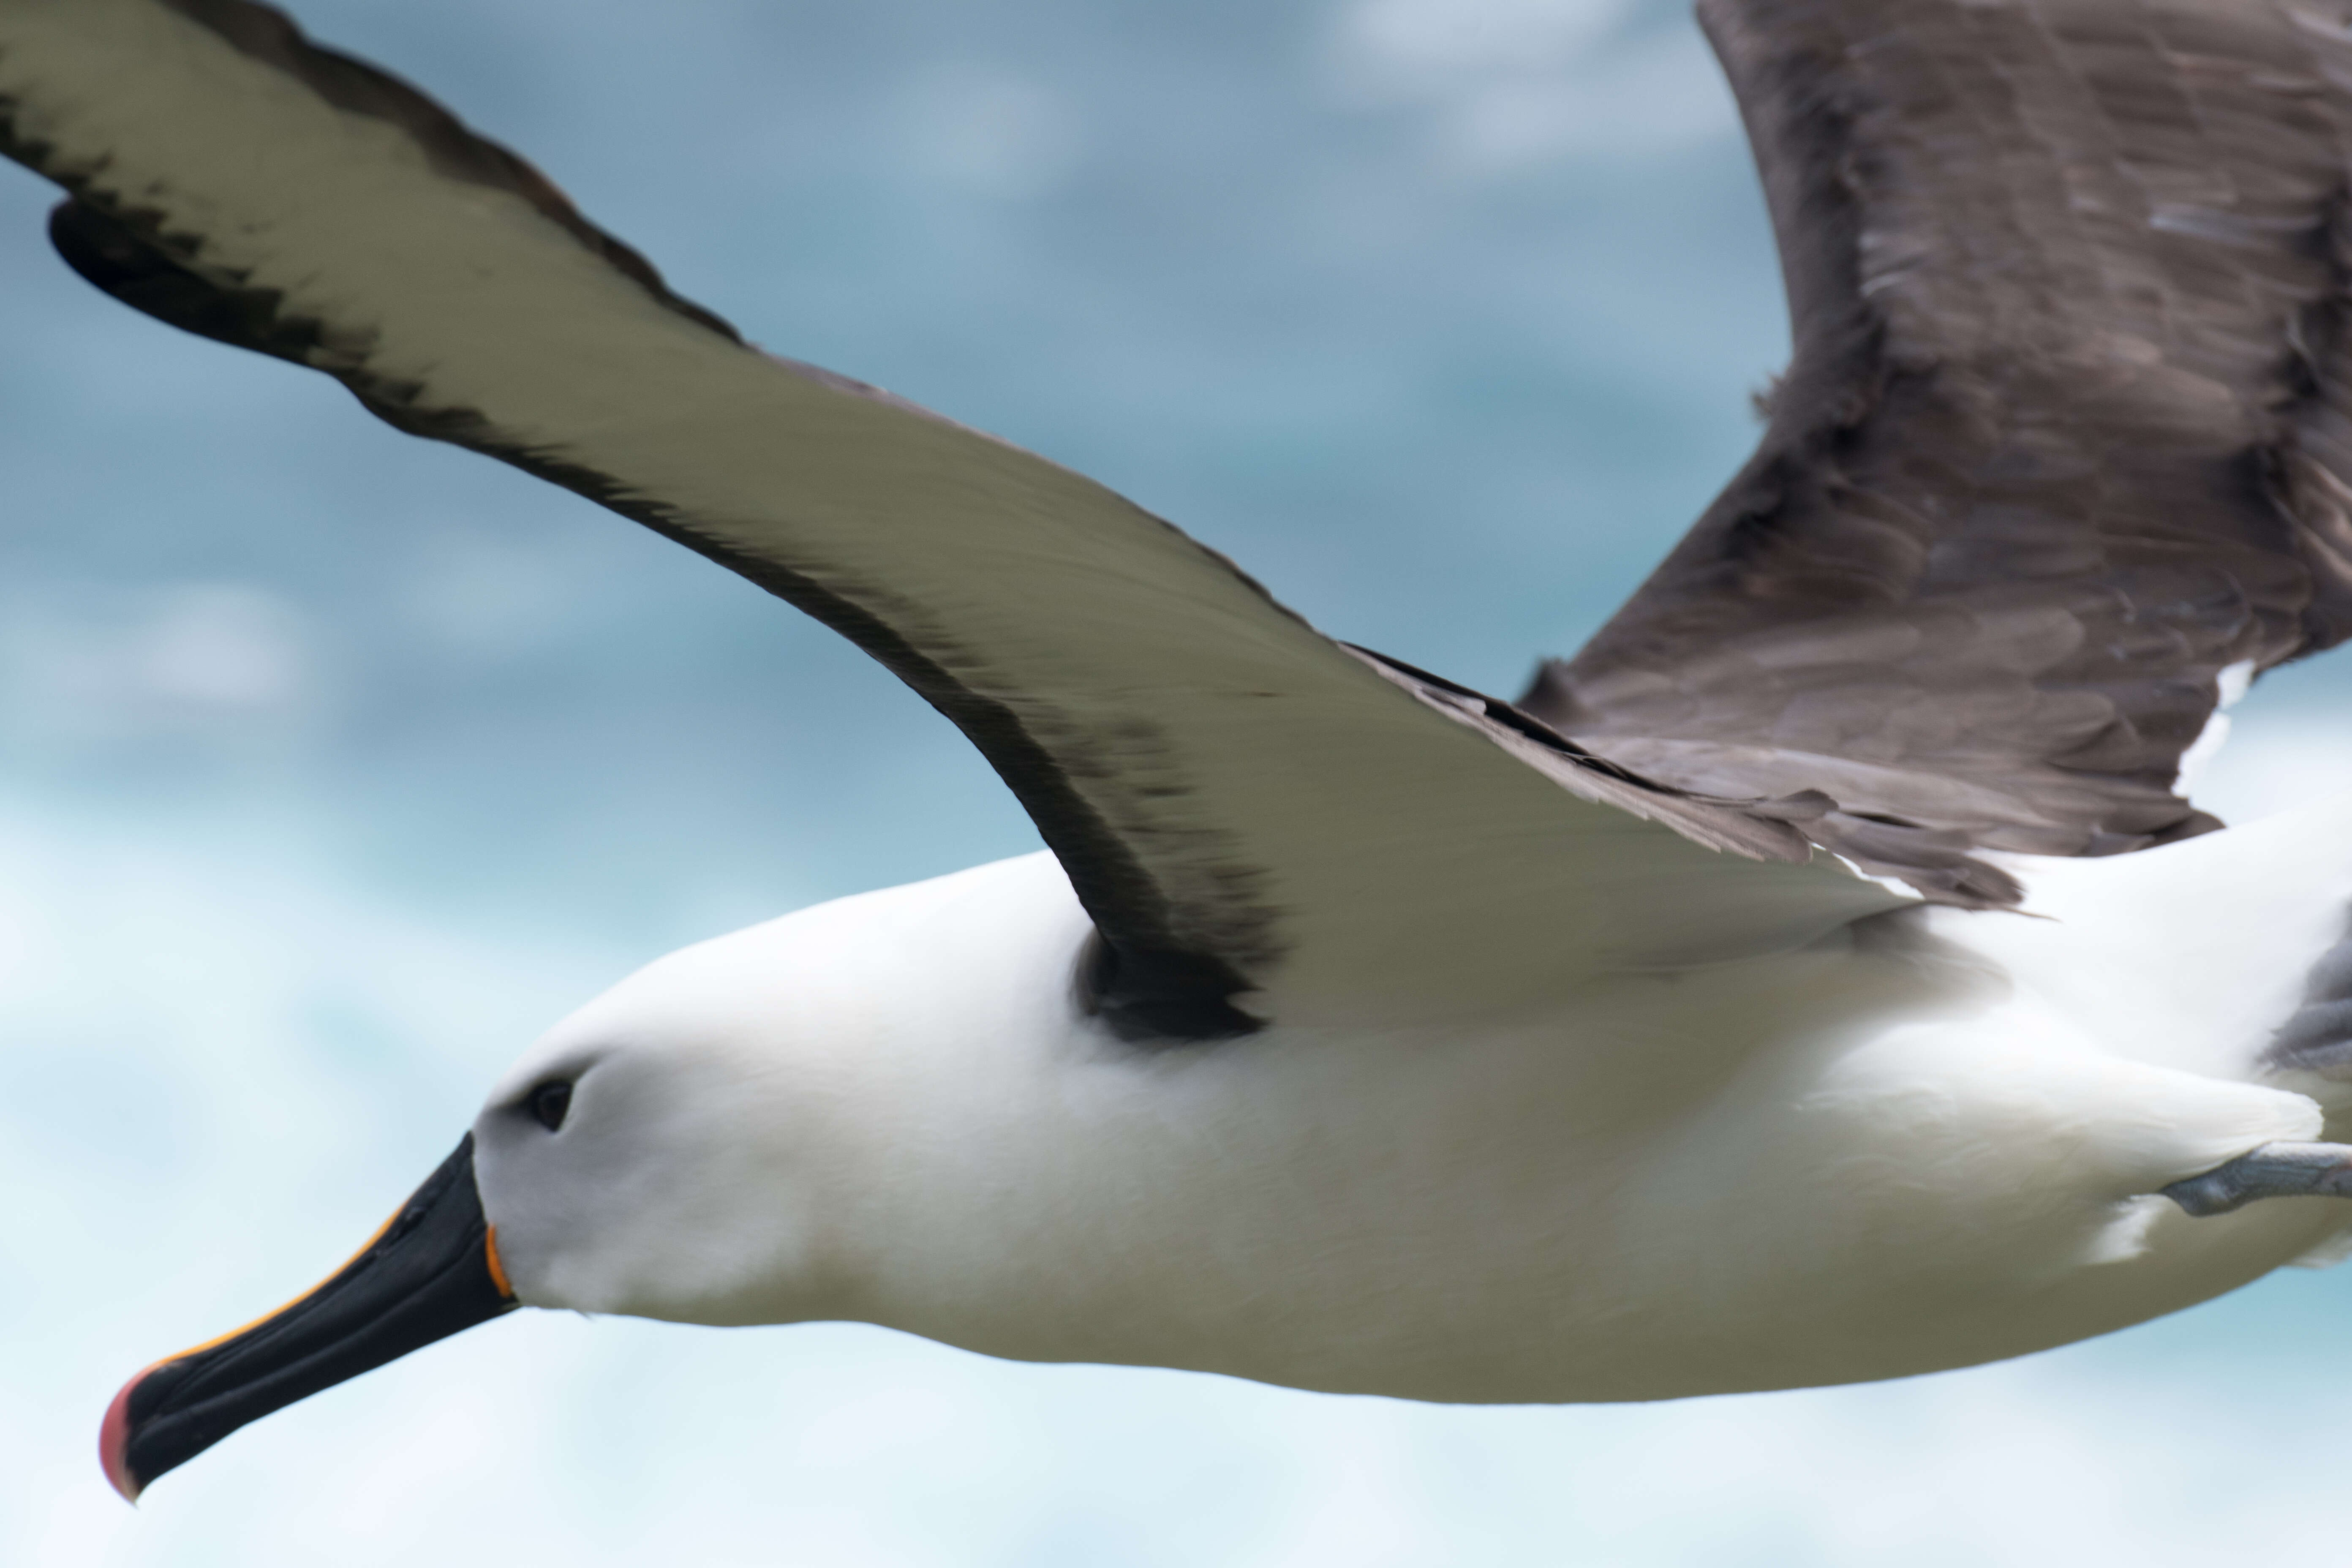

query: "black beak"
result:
(99, 1134), (518, 1501)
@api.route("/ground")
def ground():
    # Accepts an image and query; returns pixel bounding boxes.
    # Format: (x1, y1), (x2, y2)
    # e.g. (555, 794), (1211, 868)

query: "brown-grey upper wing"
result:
(0, 0), (1911, 1040)
(1522, 0), (2352, 897)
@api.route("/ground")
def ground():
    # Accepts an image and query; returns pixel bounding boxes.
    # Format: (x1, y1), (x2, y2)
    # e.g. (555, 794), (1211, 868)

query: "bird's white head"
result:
(470, 925), (866, 1327)
(99, 854), (1088, 1501)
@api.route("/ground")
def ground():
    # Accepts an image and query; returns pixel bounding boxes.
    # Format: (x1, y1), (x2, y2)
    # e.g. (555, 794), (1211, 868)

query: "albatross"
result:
(8, 0), (2352, 1502)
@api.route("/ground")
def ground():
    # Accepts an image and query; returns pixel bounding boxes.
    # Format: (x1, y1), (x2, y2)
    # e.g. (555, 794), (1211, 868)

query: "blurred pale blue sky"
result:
(5, 1), (2352, 1563)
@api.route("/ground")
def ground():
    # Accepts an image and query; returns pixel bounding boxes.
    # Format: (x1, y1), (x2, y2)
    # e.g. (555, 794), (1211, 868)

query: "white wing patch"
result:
(2173, 658), (2258, 800)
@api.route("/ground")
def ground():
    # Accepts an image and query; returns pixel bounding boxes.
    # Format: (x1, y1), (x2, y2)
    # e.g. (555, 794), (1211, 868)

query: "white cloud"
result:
(402, 531), (585, 658)
(0, 580), (321, 745)
(899, 63), (1082, 200)
(1325, 0), (1737, 169)
(1340, 0), (1633, 82)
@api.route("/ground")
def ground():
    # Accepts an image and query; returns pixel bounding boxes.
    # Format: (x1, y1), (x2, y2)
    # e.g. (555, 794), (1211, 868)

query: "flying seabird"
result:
(7, 0), (2352, 1503)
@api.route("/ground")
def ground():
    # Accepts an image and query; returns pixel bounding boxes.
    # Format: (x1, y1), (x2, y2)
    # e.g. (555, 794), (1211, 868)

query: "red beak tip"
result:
(98, 1373), (145, 1504)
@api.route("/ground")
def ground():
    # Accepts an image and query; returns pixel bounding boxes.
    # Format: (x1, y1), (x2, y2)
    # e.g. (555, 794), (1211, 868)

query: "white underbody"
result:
(479, 790), (2352, 1405)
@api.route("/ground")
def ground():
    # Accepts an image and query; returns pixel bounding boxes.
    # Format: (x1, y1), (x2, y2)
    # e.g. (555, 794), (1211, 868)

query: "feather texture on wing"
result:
(1527, 0), (2352, 896)
(0, 0), (1907, 1037)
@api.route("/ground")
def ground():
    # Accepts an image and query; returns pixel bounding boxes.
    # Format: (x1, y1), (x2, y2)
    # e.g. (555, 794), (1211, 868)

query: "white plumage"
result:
(14, 0), (2352, 1504)
(475, 805), (2352, 1404)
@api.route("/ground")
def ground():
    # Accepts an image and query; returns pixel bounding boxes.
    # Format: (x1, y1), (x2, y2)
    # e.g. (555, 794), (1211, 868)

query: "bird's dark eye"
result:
(526, 1081), (572, 1132)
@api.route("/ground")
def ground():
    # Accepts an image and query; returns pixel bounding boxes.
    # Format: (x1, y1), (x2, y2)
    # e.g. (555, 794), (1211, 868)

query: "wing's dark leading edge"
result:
(0, 0), (1912, 1039)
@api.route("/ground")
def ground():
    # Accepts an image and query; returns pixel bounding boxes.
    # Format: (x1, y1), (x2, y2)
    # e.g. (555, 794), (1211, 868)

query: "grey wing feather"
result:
(1524, 0), (2352, 899)
(0, 0), (1911, 1041)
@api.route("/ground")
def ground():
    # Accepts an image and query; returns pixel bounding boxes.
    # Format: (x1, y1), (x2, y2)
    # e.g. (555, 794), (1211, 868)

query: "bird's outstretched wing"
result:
(1524, 0), (2352, 898)
(0, 0), (1906, 1040)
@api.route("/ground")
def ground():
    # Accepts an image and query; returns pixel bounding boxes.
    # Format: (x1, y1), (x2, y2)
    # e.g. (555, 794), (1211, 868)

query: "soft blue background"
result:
(5, 1), (2352, 1563)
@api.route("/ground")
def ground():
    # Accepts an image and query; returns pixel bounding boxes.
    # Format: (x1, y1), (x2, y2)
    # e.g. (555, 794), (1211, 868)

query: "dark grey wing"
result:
(0, 0), (1911, 1040)
(1522, 0), (2352, 899)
